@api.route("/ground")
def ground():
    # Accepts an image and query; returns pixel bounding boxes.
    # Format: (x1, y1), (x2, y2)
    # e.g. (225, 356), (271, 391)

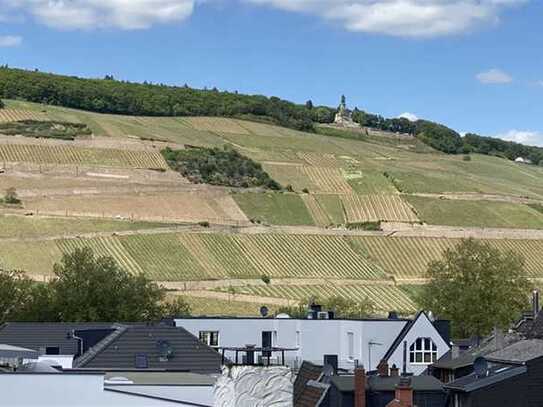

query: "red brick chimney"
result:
(390, 364), (399, 377)
(377, 359), (389, 376)
(395, 378), (413, 407)
(354, 366), (366, 407)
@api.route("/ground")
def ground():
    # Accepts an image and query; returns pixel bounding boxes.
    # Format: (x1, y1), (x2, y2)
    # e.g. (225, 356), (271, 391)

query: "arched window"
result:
(409, 338), (437, 364)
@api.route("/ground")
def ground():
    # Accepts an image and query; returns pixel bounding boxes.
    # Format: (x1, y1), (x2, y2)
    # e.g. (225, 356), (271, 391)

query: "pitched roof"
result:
(75, 324), (222, 374)
(293, 361), (324, 404)
(0, 322), (114, 355)
(485, 339), (543, 364)
(432, 352), (476, 370)
(445, 365), (527, 393)
(295, 381), (329, 407)
(330, 374), (444, 393)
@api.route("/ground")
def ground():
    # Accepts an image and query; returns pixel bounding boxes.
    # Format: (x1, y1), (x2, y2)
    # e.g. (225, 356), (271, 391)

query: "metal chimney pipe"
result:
(402, 341), (407, 375)
(533, 290), (540, 318)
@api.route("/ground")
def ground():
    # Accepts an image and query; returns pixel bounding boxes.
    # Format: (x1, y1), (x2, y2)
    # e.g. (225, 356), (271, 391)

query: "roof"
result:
(432, 352), (476, 370)
(0, 322), (114, 355)
(486, 339), (543, 364)
(330, 374), (444, 393)
(445, 365), (527, 393)
(294, 361), (324, 404)
(174, 316), (410, 322)
(0, 322), (222, 374)
(104, 371), (216, 386)
(75, 324), (222, 374)
(527, 311), (543, 339)
(295, 381), (329, 407)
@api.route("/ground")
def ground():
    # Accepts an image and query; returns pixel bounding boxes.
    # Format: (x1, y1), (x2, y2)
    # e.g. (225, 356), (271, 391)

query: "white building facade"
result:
(175, 312), (450, 375)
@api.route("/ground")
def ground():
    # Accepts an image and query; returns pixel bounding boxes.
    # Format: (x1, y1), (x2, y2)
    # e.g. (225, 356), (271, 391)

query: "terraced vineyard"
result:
(0, 109), (48, 123)
(2, 233), (387, 281)
(354, 236), (543, 280)
(223, 284), (417, 314)
(0, 143), (167, 169)
(303, 167), (353, 194)
(184, 117), (250, 135)
(341, 194), (419, 223)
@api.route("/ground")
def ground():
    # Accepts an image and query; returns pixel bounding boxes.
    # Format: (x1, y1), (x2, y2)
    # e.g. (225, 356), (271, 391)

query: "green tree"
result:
(51, 247), (165, 322)
(0, 99), (4, 109)
(326, 295), (375, 319)
(419, 239), (531, 338)
(0, 269), (34, 323)
(161, 296), (192, 318)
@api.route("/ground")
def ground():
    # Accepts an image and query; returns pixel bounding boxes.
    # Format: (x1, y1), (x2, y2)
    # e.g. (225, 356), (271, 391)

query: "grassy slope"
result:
(233, 192), (314, 226)
(407, 195), (543, 229)
(0, 215), (171, 239)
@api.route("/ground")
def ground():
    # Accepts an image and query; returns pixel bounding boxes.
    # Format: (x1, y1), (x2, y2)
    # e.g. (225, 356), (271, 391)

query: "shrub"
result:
(261, 275), (271, 285)
(3, 187), (21, 205)
(302, 188), (310, 194)
(463, 155), (472, 161)
(198, 221), (210, 228)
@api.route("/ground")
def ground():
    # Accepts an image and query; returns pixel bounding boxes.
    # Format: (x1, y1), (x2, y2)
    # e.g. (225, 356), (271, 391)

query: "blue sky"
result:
(0, 0), (542, 145)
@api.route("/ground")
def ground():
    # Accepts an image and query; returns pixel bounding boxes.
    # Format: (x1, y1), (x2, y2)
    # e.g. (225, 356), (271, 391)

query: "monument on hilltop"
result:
(334, 95), (358, 128)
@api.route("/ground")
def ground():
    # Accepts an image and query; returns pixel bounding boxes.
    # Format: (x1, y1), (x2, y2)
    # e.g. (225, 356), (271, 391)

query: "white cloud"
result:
(476, 68), (513, 84)
(2, 0), (197, 30)
(496, 130), (543, 147)
(398, 112), (418, 122)
(246, 0), (528, 37)
(0, 35), (22, 47)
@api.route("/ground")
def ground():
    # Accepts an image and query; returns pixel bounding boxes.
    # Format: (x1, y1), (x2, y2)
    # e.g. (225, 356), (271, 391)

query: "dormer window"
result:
(410, 338), (437, 364)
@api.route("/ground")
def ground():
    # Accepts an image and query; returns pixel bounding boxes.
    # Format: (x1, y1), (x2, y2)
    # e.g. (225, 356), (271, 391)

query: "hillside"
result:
(1, 97), (543, 316)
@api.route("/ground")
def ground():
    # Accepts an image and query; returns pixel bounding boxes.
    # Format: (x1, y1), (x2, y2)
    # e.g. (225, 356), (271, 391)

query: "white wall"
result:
(387, 313), (450, 375)
(175, 318), (409, 371)
(0, 374), (203, 407)
(105, 385), (214, 406)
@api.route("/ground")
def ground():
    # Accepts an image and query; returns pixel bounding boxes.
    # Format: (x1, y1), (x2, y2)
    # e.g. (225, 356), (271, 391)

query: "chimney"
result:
(395, 377), (413, 407)
(390, 364), (399, 377)
(354, 366), (366, 407)
(377, 359), (389, 376)
(533, 290), (540, 318)
(451, 343), (460, 359)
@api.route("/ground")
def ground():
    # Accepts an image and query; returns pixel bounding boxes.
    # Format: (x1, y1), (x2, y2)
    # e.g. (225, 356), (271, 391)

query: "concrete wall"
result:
(0, 374), (200, 406)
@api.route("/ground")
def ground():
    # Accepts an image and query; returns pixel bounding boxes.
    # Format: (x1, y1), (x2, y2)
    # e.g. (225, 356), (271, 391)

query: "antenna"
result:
(473, 357), (488, 377)
(260, 306), (269, 317)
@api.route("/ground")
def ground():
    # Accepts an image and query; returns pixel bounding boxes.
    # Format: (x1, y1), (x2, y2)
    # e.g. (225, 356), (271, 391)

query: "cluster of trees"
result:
(464, 133), (543, 165)
(0, 247), (191, 323)
(162, 146), (281, 190)
(0, 99), (4, 109)
(0, 67), (315, 132)
(419, 239), (531, 338)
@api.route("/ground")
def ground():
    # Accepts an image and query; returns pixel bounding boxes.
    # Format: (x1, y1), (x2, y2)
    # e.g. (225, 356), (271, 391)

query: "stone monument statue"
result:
(334, 95), (357, 128)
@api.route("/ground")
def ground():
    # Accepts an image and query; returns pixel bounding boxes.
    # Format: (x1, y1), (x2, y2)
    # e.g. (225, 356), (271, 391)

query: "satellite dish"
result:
(260, 306), (269, 317)
(473, 357), (488, 377)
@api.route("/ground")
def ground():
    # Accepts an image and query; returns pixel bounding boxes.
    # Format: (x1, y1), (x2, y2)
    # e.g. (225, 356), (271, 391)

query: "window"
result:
(45, 346), (60, 355)
(199, 331), (219, 348)
(347, 332), (354, 360)
(409, 338), (437, 364)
